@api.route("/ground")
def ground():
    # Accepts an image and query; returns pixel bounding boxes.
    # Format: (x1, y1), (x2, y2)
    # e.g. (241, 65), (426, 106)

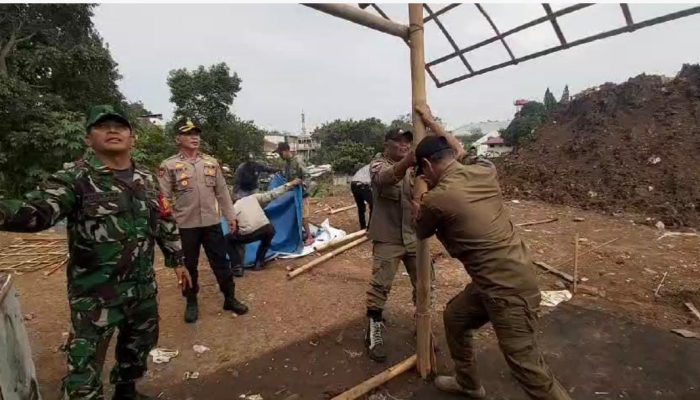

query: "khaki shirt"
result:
(367, 155), (416, 246)
(234, 183), (292, 235)
(416, 161), (539, 297)
(282, 155), (308, 182)
(158, 152), (236, 229)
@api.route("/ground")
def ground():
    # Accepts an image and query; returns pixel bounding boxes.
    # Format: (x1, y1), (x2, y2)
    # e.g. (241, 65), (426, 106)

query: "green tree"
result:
(388, 113), (413, 132)
(329, 141), (377, 174)
(168, 63), (241, 125)
(0, 77), (86, 196)
(501, 101), (547, 148)
(167, 63), (263, 168)
(560, 85), (570, 104)
(310, 118), (386, 172)
(2, 4), (123, 111)
(543, 88), (557, 112)
(0, 4), (134, 196)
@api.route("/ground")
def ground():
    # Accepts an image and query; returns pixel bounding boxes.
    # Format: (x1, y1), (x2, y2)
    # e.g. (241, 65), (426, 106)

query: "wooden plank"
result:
(331, 355), (417, 400)
(534, 261), (575, 283)
(516, 217), (558, 227)
(287, 237), (369, 279)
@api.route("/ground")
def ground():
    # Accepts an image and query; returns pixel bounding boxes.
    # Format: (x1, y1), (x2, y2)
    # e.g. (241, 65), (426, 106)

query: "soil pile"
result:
(498, 64), (700, 228)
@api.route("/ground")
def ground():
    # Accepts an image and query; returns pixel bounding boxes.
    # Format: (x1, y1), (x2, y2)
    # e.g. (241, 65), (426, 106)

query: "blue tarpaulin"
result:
(221, 174), (304, 267)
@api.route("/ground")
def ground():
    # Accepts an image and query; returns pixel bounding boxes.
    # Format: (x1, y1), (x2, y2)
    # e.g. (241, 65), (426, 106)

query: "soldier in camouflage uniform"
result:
(0, 105), (187, 400)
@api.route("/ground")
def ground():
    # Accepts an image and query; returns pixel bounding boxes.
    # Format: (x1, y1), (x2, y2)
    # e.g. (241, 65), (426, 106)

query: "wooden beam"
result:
(331, 355), (417, 400)
(620, 3), (634, 27)
(515, 217), (558, 227)
(304, 3), (409, 39)
(542, 3), (568, 46)
(287, 237), (369, 279)
(409, 3), (435, 379)
(534, 261), (575, 283)
(312, 229), (367, 252)
(329, 204), (357, 214)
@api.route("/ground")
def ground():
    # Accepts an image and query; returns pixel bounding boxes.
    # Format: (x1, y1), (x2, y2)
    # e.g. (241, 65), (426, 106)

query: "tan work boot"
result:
(434, 376), (486, 399)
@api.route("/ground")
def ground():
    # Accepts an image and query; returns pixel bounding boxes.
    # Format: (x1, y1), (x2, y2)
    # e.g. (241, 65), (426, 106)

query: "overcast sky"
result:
(93, 3), (700, 132)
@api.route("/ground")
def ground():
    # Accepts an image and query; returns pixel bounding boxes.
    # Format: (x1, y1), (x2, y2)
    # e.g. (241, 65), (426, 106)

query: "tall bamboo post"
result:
(409, 3), (435, 379)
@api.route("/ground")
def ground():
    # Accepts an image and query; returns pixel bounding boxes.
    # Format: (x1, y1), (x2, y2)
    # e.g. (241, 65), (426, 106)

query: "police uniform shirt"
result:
(158, 153), (236, 229)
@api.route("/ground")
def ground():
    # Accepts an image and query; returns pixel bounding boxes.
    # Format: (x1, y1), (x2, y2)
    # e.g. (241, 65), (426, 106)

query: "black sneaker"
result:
(365, 318), (387, 363)
(223, 296), (249, 315)
(184, 297), (198, 324)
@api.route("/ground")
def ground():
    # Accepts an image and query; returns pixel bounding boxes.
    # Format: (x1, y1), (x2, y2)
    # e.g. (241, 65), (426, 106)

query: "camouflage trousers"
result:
(62, 296), (159, 400)
(366, 241), (435, 314)
(444, 284), (571, 400)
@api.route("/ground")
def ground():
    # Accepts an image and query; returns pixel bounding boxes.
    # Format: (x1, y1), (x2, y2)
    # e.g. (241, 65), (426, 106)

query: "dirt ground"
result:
(5, 189), (700, 399)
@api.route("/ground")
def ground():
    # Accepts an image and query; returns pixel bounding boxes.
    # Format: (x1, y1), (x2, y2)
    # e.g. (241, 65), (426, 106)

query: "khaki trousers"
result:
(444, 284), (571, 400)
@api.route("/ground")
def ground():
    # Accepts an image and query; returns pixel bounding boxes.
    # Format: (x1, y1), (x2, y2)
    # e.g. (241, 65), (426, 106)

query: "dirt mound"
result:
(498, 64), (700, 228)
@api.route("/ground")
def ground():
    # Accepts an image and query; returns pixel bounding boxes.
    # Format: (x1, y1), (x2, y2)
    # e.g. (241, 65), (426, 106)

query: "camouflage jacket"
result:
(0, 154), (183, 308)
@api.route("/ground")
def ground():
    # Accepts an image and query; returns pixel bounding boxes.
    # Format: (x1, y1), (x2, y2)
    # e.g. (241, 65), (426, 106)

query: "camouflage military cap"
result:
(86, 105), (132, 131)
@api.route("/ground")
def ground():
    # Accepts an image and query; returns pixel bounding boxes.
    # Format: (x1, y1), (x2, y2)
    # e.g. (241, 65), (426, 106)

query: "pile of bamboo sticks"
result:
(0, 237), (68, 275)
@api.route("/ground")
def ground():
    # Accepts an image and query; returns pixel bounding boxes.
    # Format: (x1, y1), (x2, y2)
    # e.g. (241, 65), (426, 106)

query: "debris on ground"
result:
(343, 349), (362, 358)
(183, 371), (200, 380)
(150, 348), (179, 364)
(239, 395), (264, 400)
(193, 344), (210, 354)
(657, 231), (699, 241)
(540, 290), (572, 307)
(671, 329), (700, 339)
(498, 64), (700, 229)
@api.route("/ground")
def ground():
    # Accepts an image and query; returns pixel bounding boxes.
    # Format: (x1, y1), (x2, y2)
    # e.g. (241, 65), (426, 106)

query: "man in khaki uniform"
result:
(275, 142), (314, 245)
(365, 127), (427, 363)
(159, 119), (248, 323)
(412, 106), (571, 400)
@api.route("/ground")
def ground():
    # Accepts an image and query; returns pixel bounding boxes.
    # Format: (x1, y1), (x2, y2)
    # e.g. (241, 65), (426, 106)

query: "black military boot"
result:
(223, 295), (249, 315)
(184, 295), (198, 323)
(112, 382), (155, 400)
(365, 315), (387, 363)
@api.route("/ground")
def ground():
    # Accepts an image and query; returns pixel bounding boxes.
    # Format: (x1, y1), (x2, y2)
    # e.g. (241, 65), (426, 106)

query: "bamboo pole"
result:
(550, 237), (619, 270)
(287, 237), (369, 279)
(304, 4), (410, 39)
(313, 229), (367, 252)
(409, 3), (435, 379)
(331, 355), (417, 400)
(516, 217), (558, 227)
(573, 233), (579, 294)
(329, 204), (357, 215)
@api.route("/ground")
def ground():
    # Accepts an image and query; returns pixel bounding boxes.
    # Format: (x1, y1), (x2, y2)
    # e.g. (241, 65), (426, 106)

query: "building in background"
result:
(471, 132), (512, 158)
(138, 113), (165, 128)
(263, 110), (320, 161)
